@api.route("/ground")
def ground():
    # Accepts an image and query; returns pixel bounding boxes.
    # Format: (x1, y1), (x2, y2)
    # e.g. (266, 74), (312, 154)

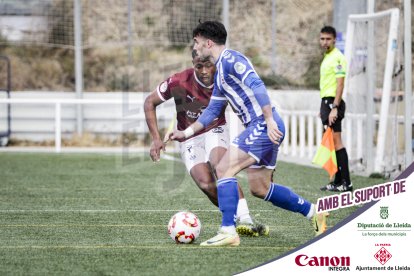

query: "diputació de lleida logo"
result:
(380, 206), (389, 219)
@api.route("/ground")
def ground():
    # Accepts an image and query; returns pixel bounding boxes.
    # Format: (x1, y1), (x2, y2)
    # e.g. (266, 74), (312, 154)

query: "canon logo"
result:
(295, 254), (350, 267)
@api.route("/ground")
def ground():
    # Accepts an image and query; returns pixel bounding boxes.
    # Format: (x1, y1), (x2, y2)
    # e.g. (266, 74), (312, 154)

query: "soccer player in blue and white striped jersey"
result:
(170, 21), (328, 246)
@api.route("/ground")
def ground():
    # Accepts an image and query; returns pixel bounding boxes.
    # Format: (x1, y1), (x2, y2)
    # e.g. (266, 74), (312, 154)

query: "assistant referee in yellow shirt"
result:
(319, 26), (353, 192)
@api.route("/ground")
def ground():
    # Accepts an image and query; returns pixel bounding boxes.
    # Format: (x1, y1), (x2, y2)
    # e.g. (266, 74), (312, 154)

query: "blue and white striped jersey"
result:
(216, 49), (271, 125)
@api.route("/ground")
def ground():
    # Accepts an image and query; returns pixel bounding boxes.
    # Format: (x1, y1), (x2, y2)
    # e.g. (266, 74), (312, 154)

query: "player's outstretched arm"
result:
(144, 91), (166, 162)
(170, 96), (227, 141)
(170, 121), (205, 141)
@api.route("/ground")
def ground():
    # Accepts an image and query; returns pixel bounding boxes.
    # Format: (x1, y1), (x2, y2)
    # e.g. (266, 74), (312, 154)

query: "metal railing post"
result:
(55, 102), (61, 153)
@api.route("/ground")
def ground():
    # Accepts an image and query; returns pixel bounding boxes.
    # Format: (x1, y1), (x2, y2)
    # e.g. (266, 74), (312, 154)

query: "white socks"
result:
(306, 204), (315, 219)
(221, 198), (254, 235)
(221, 225), (237, 235)
(237, 198), (254, 224)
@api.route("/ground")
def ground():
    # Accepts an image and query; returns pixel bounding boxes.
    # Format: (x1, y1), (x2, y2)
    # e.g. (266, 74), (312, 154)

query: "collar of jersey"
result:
(194, 71), (214, 89)
(216, 48), (228, 65)
(324, 47), (338, 57)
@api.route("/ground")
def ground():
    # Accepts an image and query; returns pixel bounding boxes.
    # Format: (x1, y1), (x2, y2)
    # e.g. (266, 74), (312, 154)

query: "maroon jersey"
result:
(157, 68), (226, 142)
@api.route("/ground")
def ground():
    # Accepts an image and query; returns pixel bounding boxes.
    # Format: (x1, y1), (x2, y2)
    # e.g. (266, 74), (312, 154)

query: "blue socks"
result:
(217, 177), (239, 227)
(217, 180), (311, 227)
(264, 183), (311, 217)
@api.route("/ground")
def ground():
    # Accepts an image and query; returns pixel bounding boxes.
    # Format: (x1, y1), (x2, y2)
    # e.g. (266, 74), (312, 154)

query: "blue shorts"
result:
(231, 109), (285, 169)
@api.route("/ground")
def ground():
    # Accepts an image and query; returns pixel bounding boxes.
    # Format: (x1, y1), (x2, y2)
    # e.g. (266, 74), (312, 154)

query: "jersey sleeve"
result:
(225, 53), (256, 84)
(156, 75), (178, 101)
(227, 53), (271, 108)
(244, 73), (270, 108)
(334, 55), (347, 78)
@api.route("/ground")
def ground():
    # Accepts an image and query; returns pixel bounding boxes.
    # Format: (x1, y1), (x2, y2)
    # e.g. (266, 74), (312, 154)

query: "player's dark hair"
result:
(192, 49), (211, 63)
(192, 20), (227, 45)
(191, 49), (198, 59)
(320, 26), (336, 38)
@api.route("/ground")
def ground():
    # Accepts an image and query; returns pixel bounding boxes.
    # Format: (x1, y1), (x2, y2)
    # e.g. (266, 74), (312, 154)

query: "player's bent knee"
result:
(196, 179), (216, 193)
(191, 172), (215, 190)
(216, 161), (242, 179)
(249, 185), (267, 199)
(247, 174), (270, 199)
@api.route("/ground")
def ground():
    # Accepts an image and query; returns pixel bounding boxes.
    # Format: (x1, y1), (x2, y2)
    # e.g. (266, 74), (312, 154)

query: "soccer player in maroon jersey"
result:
(144, 50), (268, 236)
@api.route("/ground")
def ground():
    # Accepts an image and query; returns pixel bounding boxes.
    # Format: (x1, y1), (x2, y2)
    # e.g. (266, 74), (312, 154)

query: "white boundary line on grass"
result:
(0, 224), (169, 227)
(0, 209), (219, 213)
(0, 245), (293, 250)
(0, 209), (275, 213)
(161, 153), (182, 162)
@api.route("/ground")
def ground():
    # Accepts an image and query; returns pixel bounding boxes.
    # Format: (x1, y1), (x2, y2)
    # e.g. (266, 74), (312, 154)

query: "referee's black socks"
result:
(336, 148), (351, 186)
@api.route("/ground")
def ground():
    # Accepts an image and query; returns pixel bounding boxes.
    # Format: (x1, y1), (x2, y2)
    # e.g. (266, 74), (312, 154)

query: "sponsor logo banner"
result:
(240, 163), (414, 275)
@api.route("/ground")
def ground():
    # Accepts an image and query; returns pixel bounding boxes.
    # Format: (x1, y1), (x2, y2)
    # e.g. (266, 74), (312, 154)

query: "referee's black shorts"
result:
(320, 97), (346, 132)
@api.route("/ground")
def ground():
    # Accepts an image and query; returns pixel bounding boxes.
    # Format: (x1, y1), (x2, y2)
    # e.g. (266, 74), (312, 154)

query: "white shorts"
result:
(179, 125), (229, 172)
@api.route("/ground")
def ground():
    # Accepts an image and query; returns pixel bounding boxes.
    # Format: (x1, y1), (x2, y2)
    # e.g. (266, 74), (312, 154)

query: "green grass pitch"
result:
(0, 153), (385, 275)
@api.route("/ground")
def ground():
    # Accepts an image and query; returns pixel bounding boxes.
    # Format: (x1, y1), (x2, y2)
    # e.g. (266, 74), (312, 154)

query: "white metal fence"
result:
(0, 91), (174, 141)
(0, 92), (411, 175)
(0, 96), (326, 156)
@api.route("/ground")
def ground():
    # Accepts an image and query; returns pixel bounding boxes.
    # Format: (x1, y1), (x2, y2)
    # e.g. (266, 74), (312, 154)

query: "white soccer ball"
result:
(167, 211), (201, 244)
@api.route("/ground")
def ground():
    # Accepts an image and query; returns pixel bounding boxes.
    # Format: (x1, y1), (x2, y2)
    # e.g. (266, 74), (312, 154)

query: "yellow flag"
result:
(312, 127), (338, 178)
